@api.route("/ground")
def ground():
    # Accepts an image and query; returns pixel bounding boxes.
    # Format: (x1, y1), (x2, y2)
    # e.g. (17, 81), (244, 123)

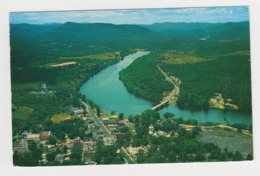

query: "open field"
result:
(50, 61), (77, 67)
(160, 50), (208, 65)
(59, 52), (119, 60)
(51, 113), (72, 123)
(217, 50), (250, 58)
(12, 106), (33, 120)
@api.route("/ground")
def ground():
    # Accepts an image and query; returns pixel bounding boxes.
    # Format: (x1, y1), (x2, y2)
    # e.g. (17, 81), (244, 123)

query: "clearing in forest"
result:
(50, 61), (78, 67)
(51, 113), (72, 123)
(59, 52), (120, 60)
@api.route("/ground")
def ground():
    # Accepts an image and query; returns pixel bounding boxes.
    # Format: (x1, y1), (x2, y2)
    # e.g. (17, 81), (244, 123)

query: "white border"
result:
(1, 0), (260, 176)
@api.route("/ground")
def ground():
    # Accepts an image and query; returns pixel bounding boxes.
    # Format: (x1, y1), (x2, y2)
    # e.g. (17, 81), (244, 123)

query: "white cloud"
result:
(10, 7), (249, 24)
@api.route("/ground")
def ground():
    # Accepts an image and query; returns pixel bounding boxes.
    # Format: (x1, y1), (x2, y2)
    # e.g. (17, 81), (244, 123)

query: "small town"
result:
(13, 100), (137, 165)
(13, 98), (253, 166)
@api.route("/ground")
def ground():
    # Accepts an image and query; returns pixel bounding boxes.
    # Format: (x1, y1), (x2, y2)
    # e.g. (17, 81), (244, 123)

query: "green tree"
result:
(118, 113), (124, 120)
(167, 151), (177, 162)
(48, 135), (57, 145)
(195, 151), (205, 161)
(71, 141), (83, 163)
(233, 151), (243, 161)
(47, 151), (57, 162)
(96, 106), (101, 117)
(163, 112), (175, 119)
(246, 154), (253, 160)
(136, 149), (146, 163)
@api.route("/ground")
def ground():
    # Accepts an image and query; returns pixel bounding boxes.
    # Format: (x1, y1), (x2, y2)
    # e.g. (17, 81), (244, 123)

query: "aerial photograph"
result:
(10, 7), (253, 166)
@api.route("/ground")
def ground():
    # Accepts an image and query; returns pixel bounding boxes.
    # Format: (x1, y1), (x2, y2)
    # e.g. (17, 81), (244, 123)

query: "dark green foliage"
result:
(120, 40), (251, 111)
(47, 136), (57, 145)
(94, 141), (124, 164)
(233, 151), (243, 161)
(119, 22), (251, 111)
(48, 119), (86, 139)
(118, 113), (124, 120)
(163, 55), (251, 111)
(163, 112), (175, 119)
(141, 110), (160, 126)
(46, 151), (57, 162)
(246, 154), (253, 160)
(119, 52), (173, 103)
(161, 120), (177, 132)
(70, 141), (83, 163)
(13, 141), (42, 166)
(141, 22), (250, 40)
(10, 23), (61, 37)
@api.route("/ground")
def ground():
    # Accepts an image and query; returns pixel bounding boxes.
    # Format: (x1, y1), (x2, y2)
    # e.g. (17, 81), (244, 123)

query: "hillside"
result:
(10, 22), (162, 68)
(10, 22), (163, 134)
(48, 22), (157, 41)
(10, 23), (61, 36)
(35, 22), (161, 51)
(120, 22), (251, 111)
(141, 21), (250, 40)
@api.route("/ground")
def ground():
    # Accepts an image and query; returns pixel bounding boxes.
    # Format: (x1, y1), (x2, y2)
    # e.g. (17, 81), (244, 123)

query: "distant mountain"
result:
(10, 21), (250, 68)
(10, 23), (61, 36)
(141, 21), (250, 40)
(10, 22), (162, 67)
(38, 22), (158, 43)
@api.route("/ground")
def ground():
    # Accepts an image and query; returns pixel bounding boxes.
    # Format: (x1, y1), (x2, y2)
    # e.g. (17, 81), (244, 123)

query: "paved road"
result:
(80, 100), (135, 163)
(81, 101), (113, 139)
(120, 147), (135, 164)
(151, 65), (180, 111)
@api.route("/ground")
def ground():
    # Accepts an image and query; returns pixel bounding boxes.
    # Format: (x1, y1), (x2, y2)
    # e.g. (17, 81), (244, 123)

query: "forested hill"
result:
(140, 21), (250, 40)
(10, 22), (163, 67)
(120, 21), (251, 111)
(34, 22), (161, 49)
(47, 22), (157, 41)
(10, 23), (61, 36)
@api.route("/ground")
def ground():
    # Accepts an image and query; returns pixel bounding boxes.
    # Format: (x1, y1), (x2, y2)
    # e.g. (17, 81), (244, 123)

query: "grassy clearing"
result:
(13, 106), (33, 120)
(51, 113), (72, 123)
(50, 61), (78, 67)
(59, 52), (119, 60)
(161, 51), (208, 65)
(108, 115), (118, 119)
(218, 50), (250, 59)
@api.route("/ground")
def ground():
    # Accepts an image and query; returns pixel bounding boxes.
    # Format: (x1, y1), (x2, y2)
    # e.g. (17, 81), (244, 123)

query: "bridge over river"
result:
(151, 65), (180, 111)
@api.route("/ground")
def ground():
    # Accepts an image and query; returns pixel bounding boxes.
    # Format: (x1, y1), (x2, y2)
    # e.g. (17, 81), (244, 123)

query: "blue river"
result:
(80, 51), (252, 125)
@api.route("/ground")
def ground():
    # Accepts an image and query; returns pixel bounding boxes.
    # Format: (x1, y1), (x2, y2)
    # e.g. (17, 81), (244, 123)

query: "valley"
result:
(10, 20), (252, 166)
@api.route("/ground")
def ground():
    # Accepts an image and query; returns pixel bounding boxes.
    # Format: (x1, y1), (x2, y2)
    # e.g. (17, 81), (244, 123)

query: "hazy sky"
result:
(10, 7), (249, 24)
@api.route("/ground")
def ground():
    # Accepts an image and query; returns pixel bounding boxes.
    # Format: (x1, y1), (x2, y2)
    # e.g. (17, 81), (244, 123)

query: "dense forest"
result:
(120, 22), (251, 111)
(119, 52), (172, 103)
